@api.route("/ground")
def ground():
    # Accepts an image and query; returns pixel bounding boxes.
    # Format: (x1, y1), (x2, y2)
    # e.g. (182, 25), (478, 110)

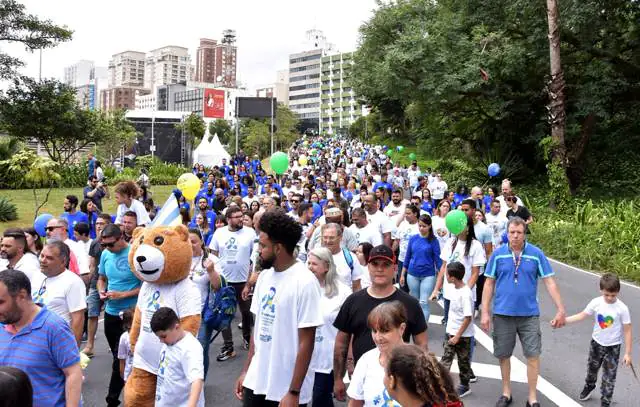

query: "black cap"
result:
(368, 245), (395, 264)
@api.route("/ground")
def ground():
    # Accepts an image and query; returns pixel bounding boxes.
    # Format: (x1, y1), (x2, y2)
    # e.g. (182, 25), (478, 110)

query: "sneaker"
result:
(495, 395), (512, 407)
(525, 402), (540, 407)
(216, 347), (236, 362)
(456, 384), (471, 398)
(578, 384), (596, 401)
(469, 374), (478, 383)
(242, 338), (250, 350)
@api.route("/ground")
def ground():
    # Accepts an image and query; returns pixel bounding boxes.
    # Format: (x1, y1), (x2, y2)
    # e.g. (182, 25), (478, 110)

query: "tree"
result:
(208, 119), (232, 145)
(0, 77), (107, 166)
(240, 104), (300, 158)
(0, 0), (73, 79)
(94, 109), (139, 163)
(180, 113), (206, 145)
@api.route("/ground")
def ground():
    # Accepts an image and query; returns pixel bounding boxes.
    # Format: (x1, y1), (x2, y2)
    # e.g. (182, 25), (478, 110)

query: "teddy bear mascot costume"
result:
(124, 223), (201, 406)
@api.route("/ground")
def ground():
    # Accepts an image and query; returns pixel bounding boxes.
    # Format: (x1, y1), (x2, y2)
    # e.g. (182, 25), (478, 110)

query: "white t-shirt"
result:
(446, 285), (475, 337)
(332, 250), (363, 288)
(65, 239), (90, 275)
(383, 201), (408, 225)
(429, 180), (448, 200)
(347, 348), (401, 407)
(244, 261), (323, 404)
(242, 195), (259, 206)
(348, 223), (382, 247)
(432, 216), (451, 251)
(440, 238), (486, 301)
(584, 296), (631, 346)
(485, 212), (508, 248)
(118, 331), (134, 380)
(0, 253), (43, 284)
(189, 254), (219, 311)
(366, 210), (395, 237)
(155, 332), (205, 407)
(115, 199), (151, 225)
(209, 226), (256, 283)
(394, 221), (420, 263)
(133, 279), (202, 375)
(31, 269), (86, 325)
(311, 282), (351, 373)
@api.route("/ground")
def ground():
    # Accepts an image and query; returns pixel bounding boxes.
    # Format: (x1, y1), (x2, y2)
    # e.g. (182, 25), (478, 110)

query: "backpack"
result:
(202, 275), (237, 339)
(342, 247), (354, 274)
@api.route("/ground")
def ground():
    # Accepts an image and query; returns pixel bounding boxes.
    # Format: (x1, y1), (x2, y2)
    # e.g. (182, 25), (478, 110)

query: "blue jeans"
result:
(312, 371), (335, 407)
(197, 316), (215, 378)
(406, 274), (436, 323)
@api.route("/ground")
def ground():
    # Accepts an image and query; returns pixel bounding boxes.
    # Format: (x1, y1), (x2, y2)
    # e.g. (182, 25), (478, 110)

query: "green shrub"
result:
(0, 197), (18, 222)
(57, 165), (88, 187)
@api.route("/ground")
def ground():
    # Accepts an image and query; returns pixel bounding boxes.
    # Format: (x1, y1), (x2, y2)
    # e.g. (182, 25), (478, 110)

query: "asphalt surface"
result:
(81, 258), (640, 406)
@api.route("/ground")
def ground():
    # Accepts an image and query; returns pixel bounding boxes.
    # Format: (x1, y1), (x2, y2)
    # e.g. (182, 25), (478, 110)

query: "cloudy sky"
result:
(3, 0), (378, 90)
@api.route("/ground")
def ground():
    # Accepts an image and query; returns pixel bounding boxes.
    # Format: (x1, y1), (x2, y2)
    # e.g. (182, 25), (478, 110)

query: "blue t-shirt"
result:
(88, 157), (96, 178)
(373, 181), (393, 193)
(0, 306), (79, 407)
(61, 211), (89, 241)
(484, 243), (554, 317)
(404, 234), (442, 277)
(421, 200), (434, 215)
(99, 245), (141, 316)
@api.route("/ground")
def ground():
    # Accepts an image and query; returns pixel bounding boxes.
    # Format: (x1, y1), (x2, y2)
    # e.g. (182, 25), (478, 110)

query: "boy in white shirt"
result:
(440, 262), (474, 399)
(563, 273), (632, 407)
(118, 308), (134, 382)
(151, 307), (205, 407)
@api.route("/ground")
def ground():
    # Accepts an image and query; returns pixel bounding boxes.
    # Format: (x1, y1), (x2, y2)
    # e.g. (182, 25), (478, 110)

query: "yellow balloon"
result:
(299, 155), (308, 166)
(177, 173), (200, 201)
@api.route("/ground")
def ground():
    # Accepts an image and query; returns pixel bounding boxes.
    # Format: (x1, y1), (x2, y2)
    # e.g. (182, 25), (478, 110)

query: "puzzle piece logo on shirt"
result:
(597, 314), (614, 329)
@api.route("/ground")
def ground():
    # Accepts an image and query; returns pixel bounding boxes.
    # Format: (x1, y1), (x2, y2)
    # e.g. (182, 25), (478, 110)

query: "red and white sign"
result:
(203, 88), (225, 118)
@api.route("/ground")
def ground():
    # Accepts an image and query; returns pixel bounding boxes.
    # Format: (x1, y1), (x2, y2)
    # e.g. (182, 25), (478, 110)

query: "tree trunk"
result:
(546, 0), (567, 166)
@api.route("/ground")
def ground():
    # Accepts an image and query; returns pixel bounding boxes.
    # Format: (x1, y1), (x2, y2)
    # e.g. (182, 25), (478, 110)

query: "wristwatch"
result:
(289, 389), (300, 396)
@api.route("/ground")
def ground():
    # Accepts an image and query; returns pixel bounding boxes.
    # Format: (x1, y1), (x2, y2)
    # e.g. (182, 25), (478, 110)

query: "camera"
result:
(101, 177), (108, 184)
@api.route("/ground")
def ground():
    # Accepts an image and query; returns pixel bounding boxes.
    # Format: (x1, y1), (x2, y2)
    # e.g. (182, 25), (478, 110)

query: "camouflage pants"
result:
(585, 339), (620, 407)
(441, 335), (473, 386)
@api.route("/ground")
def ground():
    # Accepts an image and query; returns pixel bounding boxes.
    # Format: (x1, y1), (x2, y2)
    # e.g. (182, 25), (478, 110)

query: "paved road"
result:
(81, 258), (639, 406)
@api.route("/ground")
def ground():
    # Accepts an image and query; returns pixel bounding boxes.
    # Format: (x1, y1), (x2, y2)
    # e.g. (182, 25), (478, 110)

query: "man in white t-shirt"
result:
(46, 217), (91, 282)
(429, 173), (448, 202)
(210, 206), (257, 360)
(363, 194), (394, 247)
(407, 162), (421, 190)
(322, 223), (363, 292)
(242, 186), (260, 207)
(485, 200), (508, 248)
(383, 189), (409, 226)
(348, 208), (383, 247)
(0, 228), (42, 284)
(235, 209), (322, 407)
(34, 241), (86, 345)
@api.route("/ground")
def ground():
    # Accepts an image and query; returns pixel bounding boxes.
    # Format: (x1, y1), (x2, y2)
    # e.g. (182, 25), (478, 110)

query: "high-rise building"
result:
(288, 30), (336, 133)
(256, 70), (289, 105)
(64, 60), (94, 88)
(194, 30), (237, 88)
(108, 51), (146, 87)
(100, 87), (149, 111)
(144, 45), (191, 91)
(63, 61), (108, 110)
(320, 52), (363, 135)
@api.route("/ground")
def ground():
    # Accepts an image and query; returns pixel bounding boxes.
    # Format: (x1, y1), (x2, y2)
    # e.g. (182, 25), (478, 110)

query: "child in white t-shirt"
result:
(440, 262), (474, 399)
(151, 307), (205, 407)
(564, 273), (632, 407)
(117, 308), (134, 381)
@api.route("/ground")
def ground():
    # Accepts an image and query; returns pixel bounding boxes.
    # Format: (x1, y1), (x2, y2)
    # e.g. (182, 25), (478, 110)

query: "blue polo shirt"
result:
(0, 306), (80, 407)
(485, 243), (554, 316)
(99, 245), (141, 316)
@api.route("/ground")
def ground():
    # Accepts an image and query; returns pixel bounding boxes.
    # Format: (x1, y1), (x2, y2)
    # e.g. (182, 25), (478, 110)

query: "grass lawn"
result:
(0, 185), (176, 232)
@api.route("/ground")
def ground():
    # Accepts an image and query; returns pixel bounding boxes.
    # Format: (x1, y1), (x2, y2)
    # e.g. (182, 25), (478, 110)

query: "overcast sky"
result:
(3, 0), (377, 90)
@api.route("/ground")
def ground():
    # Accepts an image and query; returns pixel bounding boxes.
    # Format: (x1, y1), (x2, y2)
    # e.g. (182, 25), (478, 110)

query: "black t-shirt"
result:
(333, 288), (428, 363)
(88, 239), (103, 289)
(507, 206), (532, 233)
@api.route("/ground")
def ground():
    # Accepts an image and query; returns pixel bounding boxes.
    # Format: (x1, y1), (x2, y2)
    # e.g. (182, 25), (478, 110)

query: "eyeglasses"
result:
(101, 238), (120, 248)
(45, 226), (64, 232)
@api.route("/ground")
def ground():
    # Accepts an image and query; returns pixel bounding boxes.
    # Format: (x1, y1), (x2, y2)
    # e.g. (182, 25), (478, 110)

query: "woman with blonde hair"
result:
(307, 247), (351, 407)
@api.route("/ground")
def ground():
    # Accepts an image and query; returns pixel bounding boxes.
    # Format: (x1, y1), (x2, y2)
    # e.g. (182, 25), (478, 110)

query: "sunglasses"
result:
(101, 238), (120, 248)
(45, 226), (64, 232)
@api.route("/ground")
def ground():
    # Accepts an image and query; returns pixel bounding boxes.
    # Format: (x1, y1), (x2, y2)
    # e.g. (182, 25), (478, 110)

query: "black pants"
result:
(243, 387), (307, 407)
(475, 274), (486, 310)
(313, 371), (335, 407)
(222, 281), (253, 348)
(104, 312), (125, 406)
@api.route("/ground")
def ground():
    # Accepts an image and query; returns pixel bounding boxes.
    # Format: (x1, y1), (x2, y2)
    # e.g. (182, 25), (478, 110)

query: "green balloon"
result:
(397, 145), (404, 152)
(409, 153), (417, 160)
(386, 150), (393, 157)
(270, 151), (289, 175)
(445, 210), (468, 235)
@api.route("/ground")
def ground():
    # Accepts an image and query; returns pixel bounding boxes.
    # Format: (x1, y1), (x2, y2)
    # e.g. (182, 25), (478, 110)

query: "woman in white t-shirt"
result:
(113, 181), (151, 226)
(347, 301), (407, 407)
(307, 247), (351, 406)
(432, 200), (452, 252)
(188, 228), (221, 379)
(430, 216), (486, 327)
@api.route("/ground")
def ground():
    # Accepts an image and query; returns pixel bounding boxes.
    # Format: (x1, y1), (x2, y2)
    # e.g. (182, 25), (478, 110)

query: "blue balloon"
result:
(501, 231), (508, 244)
(34, 213), (53, 237)
(488, 163), (501, 177)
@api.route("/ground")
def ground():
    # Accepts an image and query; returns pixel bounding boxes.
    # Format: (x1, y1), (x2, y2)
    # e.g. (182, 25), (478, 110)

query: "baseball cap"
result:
(368, 245), (395, 263)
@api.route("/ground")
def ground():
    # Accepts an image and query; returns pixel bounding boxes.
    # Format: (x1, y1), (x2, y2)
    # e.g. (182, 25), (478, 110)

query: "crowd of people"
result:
(0, 136), (633, 407)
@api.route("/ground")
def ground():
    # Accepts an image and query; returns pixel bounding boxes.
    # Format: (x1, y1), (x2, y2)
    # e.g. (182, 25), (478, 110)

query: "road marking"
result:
(433, 303), (582, 407)
(548, 258), (639, 290)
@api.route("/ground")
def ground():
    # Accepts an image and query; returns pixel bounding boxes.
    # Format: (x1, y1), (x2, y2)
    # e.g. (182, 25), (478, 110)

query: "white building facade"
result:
(144, 45), (191, 91)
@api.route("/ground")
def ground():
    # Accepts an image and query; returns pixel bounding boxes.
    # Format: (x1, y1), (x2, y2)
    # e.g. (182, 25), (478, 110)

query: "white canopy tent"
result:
(193, 128), (231, 167)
